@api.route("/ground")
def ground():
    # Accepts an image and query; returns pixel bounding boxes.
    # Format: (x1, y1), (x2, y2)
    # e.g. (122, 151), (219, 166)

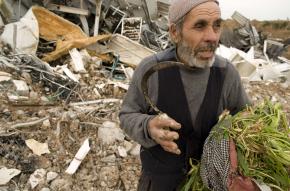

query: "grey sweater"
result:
(119, 47), (250, 148)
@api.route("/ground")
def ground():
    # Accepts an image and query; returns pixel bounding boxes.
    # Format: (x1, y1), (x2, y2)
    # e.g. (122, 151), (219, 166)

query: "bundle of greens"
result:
(181, 100), (290, 191)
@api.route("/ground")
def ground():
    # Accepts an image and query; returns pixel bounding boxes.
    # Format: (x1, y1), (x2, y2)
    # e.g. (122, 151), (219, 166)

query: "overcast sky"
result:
(218, 0), (290, 20)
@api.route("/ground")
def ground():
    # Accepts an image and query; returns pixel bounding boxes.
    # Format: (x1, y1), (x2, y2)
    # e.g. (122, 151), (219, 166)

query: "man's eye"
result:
(194, 23), (207, 30)
(213, 23), (221, 31)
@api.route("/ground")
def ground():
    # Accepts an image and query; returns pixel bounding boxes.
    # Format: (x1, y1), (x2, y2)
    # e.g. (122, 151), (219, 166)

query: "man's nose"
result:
(204, 27), (220, 42)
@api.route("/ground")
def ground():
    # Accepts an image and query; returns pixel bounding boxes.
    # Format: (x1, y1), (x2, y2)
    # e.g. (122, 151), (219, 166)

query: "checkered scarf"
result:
(200, 118), (231, 191)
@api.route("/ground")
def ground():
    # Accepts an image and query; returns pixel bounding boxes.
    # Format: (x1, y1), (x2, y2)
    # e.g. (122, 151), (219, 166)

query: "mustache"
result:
(195, 43), (218, 52)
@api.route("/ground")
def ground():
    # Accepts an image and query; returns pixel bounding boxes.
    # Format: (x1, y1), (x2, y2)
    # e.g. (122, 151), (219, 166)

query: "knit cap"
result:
(169, 0), (219, 24)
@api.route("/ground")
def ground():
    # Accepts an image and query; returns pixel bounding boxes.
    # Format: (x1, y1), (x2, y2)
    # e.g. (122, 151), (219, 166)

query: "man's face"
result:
(171, 2), (222, 68)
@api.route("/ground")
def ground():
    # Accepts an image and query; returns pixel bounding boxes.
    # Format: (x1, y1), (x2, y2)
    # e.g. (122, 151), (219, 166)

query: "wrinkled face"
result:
(170, 2), (222, 68)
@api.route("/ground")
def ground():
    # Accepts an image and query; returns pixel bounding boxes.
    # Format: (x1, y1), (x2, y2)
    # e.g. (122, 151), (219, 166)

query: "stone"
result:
(100, 154), (116, 163)
(98, 121), (125, 145)
(14, 110), (25, 120)
(12, 80), (29, 96)
(99, 166), (119, 188)
(50, 178), (71, 190)
(38, 110), (48, 117)
(123, 141), (133, 152)
(117, 146), (127, 158)
(129, 144), (141, 156)
(28, 169), (46, 189)
(40, 96), (50, 103)
(29, 91), (39, 101)
(7, 93), (29, 102)
(46, 171), (58, 183)
(21, 72), (32, 84)
(40, 188), (50, 191)
(42, 119), (51, 129)
(0, 76), (11, 82)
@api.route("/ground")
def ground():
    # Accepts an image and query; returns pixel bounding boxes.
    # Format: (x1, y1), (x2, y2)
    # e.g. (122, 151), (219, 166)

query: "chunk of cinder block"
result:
(12, 80), (29, 96)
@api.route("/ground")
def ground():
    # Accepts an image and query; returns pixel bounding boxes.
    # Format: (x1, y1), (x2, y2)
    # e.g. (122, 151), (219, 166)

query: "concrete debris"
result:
(46, 171), (58, 183)
(101, 154), (117, 163)
(98, 121), (125, 145)
(69, 48), (87, 73)
(12, 80), (29, 96)
(25, 139), (50, 156)
(0, 1), (289, 191)
(0, 167), (21, 185)
(118, 146), (128, 158)
(29, 168), (47, 189)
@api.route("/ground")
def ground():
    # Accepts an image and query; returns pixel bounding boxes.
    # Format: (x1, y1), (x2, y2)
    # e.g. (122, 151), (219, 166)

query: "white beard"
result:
(177, 40), (217, 68)
(182, 51), (215, 68)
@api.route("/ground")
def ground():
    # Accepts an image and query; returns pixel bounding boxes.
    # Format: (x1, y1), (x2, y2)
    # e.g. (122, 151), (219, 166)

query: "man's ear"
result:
(169, 24), (179, 43)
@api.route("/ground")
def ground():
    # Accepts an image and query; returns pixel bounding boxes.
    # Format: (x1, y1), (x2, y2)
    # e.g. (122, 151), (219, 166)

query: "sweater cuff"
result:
(142, 115), (158, 148)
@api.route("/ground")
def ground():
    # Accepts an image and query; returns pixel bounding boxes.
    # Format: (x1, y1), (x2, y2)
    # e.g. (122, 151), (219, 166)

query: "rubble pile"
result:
(0, 0), (290, 191)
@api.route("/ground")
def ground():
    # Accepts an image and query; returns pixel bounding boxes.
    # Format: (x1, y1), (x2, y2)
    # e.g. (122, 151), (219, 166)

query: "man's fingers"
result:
(156, 115), (181, 130)
(160, 140), (178, 149)
(160, 140), (181, 154)
(159, 129), (179, 141)
(162, 145), (181, 155)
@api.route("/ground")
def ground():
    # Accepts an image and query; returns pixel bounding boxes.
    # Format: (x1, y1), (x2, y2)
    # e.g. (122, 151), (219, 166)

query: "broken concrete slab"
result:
(12, 80), (29, 96)
(46, 171), (58, 183)
(25, 139), (50, 156)
(61, 65), (80, 82)
(29, 169), (46, 189)
(0, 167), (21, 185)
(69, 48), (87, 73)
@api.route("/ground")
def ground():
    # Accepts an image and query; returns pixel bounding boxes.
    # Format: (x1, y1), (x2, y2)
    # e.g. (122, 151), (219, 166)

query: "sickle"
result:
(140, 61), (190, 114)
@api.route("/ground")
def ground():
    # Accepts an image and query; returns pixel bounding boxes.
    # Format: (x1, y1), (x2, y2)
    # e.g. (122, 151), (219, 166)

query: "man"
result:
(119, 0), (251, 190)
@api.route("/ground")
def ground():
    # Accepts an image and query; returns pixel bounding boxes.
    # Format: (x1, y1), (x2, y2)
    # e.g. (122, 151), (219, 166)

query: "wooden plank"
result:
(94, 0), (102, 36)
(46, 4), (89, 16)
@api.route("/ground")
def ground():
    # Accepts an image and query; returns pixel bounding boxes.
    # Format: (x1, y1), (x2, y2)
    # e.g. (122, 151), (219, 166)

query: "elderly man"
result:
(119, 0), (251, 190)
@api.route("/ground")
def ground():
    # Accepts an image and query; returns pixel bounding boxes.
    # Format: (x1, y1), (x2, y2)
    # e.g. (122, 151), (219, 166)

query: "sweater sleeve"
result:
(119, 57), (158, 148)
(224, 63), (251, 115)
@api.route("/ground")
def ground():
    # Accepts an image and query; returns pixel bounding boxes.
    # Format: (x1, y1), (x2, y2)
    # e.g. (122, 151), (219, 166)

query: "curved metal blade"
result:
(141, 61), (189, 114)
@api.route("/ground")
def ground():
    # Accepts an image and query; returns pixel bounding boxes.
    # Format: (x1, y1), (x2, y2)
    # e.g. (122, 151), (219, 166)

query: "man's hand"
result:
(148, 114), (181, 155)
